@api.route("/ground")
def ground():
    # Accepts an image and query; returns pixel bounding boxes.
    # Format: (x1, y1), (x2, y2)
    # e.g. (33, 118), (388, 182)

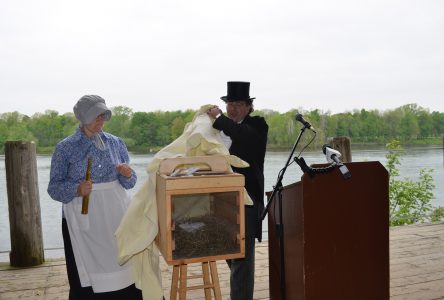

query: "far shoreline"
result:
(31, 140), (443, 155)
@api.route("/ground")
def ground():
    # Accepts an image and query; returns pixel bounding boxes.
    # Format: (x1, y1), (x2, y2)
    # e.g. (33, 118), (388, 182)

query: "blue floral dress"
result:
(47, 127), (138, 292)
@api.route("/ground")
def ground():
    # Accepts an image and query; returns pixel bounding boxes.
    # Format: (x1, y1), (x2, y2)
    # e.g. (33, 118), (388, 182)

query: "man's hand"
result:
(207, 106), (223, 119)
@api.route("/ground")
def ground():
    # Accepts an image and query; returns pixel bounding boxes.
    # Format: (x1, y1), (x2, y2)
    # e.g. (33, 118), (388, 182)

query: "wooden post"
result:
(5, 141), (44, 267)
(330, 136), (352, 163)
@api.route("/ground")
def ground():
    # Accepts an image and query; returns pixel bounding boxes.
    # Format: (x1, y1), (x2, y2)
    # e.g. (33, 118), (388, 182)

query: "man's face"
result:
(226, 100), (251, 123)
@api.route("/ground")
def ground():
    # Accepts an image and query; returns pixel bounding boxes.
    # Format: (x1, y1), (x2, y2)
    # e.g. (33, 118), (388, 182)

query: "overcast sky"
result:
(1, 0), (443, 116)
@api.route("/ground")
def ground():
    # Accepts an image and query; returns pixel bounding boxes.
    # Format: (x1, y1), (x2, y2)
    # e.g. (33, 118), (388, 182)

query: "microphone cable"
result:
(294, 156), (337, 177)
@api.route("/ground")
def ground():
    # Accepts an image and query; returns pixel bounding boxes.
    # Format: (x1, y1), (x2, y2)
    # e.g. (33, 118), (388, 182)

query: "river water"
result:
(1, 145), (443, 260)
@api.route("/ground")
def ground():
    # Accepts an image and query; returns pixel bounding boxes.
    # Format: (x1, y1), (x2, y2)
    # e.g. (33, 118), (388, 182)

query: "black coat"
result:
(213, 114), (268, 241)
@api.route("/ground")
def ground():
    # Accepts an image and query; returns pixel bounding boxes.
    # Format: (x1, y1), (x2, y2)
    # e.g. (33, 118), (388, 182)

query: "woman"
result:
(47, 95), (142, 299)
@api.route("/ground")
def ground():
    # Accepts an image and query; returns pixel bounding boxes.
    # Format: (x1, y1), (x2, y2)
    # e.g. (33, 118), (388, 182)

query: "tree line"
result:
(1, 103), (443, 153)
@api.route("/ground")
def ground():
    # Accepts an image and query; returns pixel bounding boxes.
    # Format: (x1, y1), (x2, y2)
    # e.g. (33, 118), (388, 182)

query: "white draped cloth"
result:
(115, 105), (251, 300)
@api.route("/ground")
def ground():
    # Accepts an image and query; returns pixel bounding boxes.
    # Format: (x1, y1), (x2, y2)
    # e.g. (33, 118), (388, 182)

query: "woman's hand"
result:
(77, 180), (92, 197)
(117, 163), (133, 178)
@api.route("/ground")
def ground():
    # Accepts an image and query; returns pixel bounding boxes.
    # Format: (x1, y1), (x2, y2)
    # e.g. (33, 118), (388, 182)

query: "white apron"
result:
(63, 180), (134, 293)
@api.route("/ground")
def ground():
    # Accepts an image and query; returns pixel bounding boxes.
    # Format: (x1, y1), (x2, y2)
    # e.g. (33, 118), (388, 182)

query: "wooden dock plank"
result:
(1, 222), (443, 299)
(389, 222), (444, 300)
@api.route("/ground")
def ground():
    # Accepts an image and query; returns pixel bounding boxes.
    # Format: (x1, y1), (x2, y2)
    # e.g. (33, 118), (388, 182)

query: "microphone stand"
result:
(261, 124), (308, 220)
(261, 125), (308, 300)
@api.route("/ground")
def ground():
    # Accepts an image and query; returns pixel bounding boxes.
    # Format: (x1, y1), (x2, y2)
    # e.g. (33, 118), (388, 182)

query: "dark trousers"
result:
(62, 218), (142, 300)
(226, 207), (257, 300)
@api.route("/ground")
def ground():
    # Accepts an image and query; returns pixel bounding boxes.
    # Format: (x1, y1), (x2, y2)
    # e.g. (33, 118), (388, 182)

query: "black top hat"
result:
(221, 81), (255, 102)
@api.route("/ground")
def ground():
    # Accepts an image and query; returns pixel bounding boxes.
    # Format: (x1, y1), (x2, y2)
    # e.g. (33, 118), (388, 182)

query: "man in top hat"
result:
(207, 81), (268, 300)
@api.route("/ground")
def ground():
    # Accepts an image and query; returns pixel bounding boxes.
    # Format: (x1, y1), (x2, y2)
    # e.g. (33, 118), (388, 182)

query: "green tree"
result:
(416, 110), (433, 138)
(382, 109), (403, 139)
(386, 140), (438, 226)
(398, 104), (421, 141)
(61, 113), (79, 137)
(0, 112), (36, 152)
(325, 114), (339, 139)
(171, 117), (186, 140)
(27, 110), (77, 148)
(105, 106), (133, 139)
(129, 112), (158, 148)
(264, 111), (288, 147)
(357, 109), (384, 142)
(2, 102), (444, 153)
(334, 113), (356, 138)
(157, 124), (171, 146)
(431, 111), (444, 136)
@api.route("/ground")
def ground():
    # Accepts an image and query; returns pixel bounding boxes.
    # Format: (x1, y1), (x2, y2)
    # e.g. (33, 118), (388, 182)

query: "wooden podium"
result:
(267, 161), (389, 300)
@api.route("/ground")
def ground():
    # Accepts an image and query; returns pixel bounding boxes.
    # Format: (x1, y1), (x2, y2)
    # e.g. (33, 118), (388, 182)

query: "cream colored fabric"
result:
(115, 105), (251, 300)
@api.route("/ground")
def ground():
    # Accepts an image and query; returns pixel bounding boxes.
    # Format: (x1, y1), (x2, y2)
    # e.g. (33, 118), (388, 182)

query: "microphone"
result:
(295, 113), (315, 131)
(322, 144), (342, 164)
(322, 144), (352, 179)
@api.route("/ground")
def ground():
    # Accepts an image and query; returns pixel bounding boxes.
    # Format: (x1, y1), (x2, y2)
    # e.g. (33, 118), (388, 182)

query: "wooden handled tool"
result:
(81, 158), (92, 214)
